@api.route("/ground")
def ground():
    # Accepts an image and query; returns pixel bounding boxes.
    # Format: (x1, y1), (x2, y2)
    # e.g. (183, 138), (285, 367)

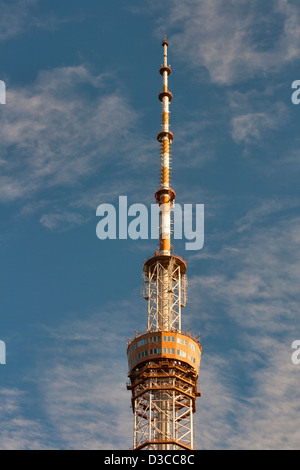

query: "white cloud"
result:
(196, 339), (300, 449)
(194, 355), (237, 449)
(235, 197), (300, 233)
(0, 299), (140, 449)
(0, 66), (139, 203)
(228, 91), (289, 145)
(40, 212), (86, 231)
(34, 305), (139, 449)
(155, 0), (300, 85)
(187, 202), (300, 448)
(190, 211), (300, 332)
(231, 111), (280, 144)
(0, 388), (51, 450)
(227, 339), (300, 449)
(0, 0), (81, 42)
(0, 0), (38, 41)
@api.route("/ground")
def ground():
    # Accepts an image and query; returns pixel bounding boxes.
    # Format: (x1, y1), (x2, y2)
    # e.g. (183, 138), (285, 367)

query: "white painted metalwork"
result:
(131, 361), (195, 450)
(143, 257), (186, 333)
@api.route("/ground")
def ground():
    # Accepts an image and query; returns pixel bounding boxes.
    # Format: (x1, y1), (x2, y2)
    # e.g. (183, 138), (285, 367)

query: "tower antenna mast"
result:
(127, 36), (202, 451)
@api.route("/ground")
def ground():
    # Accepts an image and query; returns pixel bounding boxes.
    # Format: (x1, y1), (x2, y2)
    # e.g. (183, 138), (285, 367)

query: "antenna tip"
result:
(162, 33), (169, 47)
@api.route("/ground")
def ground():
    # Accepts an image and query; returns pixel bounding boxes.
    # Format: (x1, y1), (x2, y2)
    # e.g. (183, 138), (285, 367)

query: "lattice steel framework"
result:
(143, 255), (187, 333)
(128, 358), (201, 450)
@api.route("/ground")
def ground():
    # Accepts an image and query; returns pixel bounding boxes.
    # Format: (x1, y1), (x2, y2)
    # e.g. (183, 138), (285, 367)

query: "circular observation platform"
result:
(143, 253), (187, 276)
(127, 330), (201, 376)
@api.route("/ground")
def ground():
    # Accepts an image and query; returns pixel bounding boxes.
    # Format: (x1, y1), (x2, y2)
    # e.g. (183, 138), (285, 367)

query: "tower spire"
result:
(156, 35), (175, 255)
(126, 37), (202, 451)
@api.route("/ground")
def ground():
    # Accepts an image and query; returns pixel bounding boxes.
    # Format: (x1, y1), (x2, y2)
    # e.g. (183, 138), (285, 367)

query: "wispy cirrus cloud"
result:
(0, 300), (139, 450)
(227, 339), (300, 450)
(0, 283), (150, 450)
(190, 210), (300, 333)
(0, 0), (38, 41)
(228, 89), (289, 146)
(34, 303), (140, 450)
(0, 65), (140, 204)
(187, 201), (300, 449)
(0, 388), (52, 450)
(0, 0), (82, 42)
(0, 62), (159, 237)
(152, 0), (300, 85)
(234, 197), (300, 233)
(39, 212), (86, 231)
(197, 339), (300, 449)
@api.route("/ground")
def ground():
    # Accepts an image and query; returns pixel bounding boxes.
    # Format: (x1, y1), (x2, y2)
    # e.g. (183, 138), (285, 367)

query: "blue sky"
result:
(0, 0), (300, 450)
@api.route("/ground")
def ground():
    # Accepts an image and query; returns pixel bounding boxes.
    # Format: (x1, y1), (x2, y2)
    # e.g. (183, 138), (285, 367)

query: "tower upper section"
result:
(127, 38), (202, 451)
(155, 35), (176, 256)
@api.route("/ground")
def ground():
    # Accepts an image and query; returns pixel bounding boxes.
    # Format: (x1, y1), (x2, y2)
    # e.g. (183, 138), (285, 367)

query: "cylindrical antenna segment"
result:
(157, 36), (173, 256)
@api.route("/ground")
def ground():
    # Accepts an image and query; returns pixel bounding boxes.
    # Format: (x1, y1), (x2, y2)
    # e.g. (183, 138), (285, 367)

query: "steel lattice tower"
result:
(127, 36), (202, 451)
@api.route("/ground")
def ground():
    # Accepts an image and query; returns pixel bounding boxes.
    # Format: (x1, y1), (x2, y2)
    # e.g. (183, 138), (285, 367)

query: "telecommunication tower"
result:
(127, 36), (202, 451)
